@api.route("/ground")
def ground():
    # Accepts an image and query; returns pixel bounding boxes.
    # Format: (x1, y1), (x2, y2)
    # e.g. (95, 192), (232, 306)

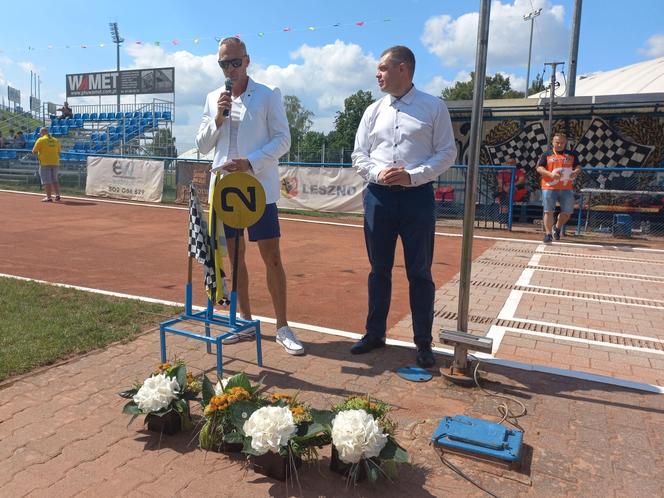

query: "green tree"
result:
(146, 128), (176, 157)
(299, 131), (327, 162)
(283, 95), (314, 155)
(442, 72), (525, 100)
(527, 72), (545, 96)
(328, 90), (375, 160)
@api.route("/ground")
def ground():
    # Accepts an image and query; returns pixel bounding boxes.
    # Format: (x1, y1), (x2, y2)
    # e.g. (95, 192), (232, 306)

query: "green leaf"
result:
(223, 431), (244, 444)
(202, 375), (215, 404)
(366, 460), (380, 483)
(173, 364), (187, 388)
(378, 437), (409, 463)
(310, 409), (335, 428)
(122, 401), (142, 415)
(228, 401), (260, 433)
(225, 372), (252, 392)
(118, 388), (138, 399)
(242, 437), (261, 455)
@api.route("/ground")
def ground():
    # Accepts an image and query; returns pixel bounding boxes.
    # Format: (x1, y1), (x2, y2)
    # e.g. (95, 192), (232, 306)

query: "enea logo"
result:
(280, 177), (298, 198)
(112, 160), (135, 179)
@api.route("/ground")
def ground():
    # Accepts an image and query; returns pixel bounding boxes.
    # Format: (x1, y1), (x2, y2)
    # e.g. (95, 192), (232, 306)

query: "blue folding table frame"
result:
(159, 257), (263, 378)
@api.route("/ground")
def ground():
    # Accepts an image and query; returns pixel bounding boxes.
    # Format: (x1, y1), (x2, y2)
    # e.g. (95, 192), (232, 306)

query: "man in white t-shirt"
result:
(196, 37), (304, 355)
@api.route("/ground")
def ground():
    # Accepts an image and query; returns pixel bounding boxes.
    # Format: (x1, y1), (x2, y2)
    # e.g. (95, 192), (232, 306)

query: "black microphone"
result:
(223, 78), (232, 117)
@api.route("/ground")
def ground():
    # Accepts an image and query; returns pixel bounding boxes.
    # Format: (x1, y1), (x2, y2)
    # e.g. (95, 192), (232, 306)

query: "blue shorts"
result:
(223, 203), (280, 241)
(39, 166), (58, 185)
(542, 189), (575, 214)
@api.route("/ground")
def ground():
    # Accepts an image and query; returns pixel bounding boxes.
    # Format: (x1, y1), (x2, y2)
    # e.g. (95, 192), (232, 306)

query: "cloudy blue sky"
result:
(1, 0), (662, 150)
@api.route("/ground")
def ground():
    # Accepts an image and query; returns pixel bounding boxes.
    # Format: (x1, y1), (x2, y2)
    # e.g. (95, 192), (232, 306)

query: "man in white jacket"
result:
(196, 37), (304, 355)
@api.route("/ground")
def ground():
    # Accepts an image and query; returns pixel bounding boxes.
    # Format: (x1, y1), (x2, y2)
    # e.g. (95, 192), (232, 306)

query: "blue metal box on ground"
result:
(431, 416), (523, 463)
(612, 213), (632, 238)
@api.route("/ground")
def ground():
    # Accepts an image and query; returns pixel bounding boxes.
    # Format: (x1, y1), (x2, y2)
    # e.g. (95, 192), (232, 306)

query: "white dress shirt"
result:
(352, 86), (457, 186)
(195, 78), (291, 204)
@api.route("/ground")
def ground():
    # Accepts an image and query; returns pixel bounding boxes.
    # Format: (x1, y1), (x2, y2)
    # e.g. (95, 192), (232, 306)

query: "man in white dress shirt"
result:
(196, 37), (304, 355)
(351, 45), (456, 368)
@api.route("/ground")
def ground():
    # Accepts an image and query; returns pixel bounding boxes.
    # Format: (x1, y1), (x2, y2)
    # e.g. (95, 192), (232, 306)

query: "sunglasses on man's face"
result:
(218, 57), (245, 70)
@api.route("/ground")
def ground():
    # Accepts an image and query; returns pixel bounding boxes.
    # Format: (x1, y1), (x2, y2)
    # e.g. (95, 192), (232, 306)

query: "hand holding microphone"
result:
(223, 77), (232, 117)
(215, 77), (232, 126)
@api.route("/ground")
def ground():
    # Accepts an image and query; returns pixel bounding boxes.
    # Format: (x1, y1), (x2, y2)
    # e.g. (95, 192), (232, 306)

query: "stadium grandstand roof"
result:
(529, 56), (664, 98)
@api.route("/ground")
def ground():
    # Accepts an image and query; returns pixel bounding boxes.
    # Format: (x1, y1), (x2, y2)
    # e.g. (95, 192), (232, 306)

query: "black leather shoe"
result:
(416, 344), (436, 368)
(350, 335), (386, 355)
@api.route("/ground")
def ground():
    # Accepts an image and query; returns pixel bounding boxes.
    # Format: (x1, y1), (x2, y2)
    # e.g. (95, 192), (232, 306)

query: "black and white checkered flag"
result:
(188, 184), (229, 305)
(485, 122), (549, 171)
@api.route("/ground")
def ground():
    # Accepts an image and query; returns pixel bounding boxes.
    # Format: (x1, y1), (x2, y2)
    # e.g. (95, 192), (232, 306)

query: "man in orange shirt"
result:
(32, 127), (61, 202)
(536, 133), (581, 242)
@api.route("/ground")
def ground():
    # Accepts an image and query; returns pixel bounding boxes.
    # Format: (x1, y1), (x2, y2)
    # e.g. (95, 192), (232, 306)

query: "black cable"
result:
(435, 447), (501, 498)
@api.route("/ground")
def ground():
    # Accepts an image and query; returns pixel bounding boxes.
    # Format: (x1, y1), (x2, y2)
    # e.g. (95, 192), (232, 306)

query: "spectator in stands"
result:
(537, 133), (581, 243)
(58, 102), (73, 119)
(195, 37), (303, 356)
(496, 157), (528, 204)
(32, 127), (61, 202)
(351, 45), (456, 369)
(14, 131), (26, 149)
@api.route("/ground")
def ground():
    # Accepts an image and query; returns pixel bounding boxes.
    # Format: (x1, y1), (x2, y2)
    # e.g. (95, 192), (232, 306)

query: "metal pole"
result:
(116, 41), (121, 113)
(544, 62), (564, 149)
(457, 0), (491, 334)
(523, 8), (541, 96)
(567, 0), (583, 96)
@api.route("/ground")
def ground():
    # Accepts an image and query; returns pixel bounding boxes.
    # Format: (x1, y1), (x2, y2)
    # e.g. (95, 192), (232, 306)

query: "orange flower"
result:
(271, 392), (292, 403)
(186, 372), (194, 384)
(204, 404), (216, 416)
(290, 406), (305, 417)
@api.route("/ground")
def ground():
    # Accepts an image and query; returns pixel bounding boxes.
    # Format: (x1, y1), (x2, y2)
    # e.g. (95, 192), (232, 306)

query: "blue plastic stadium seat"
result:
(106, 112), (115, 120)
(154, 111), (162, 120)
(82, 113), (90, 121)
(109, 133), (119, 143)
(124, 112), (133, 119)
(162, 111), (172, 121)
(108, 126), (117, 134)
(98, 133), (107, 142)
(89, 112), (98, 121)
(34, 127), (41, 135)
(98, 112), (107, 120)
(75, 119), (84, 128)
(143, 111), (153, 120)
(90, 132), (99, 141)
(73, 113), (81, 120)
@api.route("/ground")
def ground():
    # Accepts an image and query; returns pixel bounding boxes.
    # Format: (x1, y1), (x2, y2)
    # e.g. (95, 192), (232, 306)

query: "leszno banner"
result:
(86, 157), (164, 202)
(277, 165), (364, 213)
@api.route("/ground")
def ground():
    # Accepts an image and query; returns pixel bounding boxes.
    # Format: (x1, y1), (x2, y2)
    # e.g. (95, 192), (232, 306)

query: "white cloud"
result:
(640, 34), (664, 58)
(423, 70), (471, 96)
(18, 62), (37, 73)
(498, 71), (527, 92)
(125, 40), (380, 148)
(421, 0), (567, 70)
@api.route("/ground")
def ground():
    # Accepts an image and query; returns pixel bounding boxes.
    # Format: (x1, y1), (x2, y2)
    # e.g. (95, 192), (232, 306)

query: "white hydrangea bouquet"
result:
(119, 360), (202, 435)
(330, 396), (408, 484)
(232, 392), (333, 481)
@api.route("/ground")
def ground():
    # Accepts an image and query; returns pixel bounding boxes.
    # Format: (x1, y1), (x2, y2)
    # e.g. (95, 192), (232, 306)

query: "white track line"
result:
(533, 249), (664, 265)
(4, 188), (664, 252)
(506, 316), (664, 344)
(2, 271), (662, 393)
(485, 247), (544, 354)
(531, 265), (664, 283)
(522, 283), (664, 305)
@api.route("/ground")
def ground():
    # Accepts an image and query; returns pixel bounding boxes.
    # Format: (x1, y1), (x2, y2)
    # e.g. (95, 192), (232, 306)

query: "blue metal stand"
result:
(159, 279), (263, 379)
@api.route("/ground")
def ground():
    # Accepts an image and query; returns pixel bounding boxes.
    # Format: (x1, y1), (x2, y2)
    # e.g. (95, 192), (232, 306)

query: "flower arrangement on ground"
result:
(330, 396), (408, 484)
(198, 373), (265, 452)
(119, 360), (202, 434)
(237, 392), (333, 481)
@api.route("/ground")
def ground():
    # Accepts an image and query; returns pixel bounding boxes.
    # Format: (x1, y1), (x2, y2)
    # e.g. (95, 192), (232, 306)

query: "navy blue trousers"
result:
(363, 182), (435, 346)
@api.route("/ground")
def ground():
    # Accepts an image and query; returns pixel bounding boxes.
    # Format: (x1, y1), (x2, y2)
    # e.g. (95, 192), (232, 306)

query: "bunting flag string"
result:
(1, 17), (393, 54)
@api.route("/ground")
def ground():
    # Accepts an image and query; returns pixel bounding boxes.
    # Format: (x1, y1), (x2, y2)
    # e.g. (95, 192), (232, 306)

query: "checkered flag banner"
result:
(484, 122), (549, 170)
(188, 184), (229, 305)
(574, 118), (654, 167)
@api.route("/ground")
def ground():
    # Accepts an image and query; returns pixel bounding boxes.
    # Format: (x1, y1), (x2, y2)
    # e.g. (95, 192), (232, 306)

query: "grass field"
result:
(0, 277), (183, 382)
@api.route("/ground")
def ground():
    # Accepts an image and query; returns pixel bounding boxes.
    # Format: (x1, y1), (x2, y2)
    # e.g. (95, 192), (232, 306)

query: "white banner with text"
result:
(85, 157), (164, 202)
(277, 165), (364, 213)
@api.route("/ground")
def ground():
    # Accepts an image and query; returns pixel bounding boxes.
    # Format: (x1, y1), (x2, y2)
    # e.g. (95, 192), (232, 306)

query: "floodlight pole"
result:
(567, 0), (583, 96)
(109, 22), (124, 114)
(457, 0), (491, 348)
(523, 8), (541, 96)
(544, 61), (564, 149)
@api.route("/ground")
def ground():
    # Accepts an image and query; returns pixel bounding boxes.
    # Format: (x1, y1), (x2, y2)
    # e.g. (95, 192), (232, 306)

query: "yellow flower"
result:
(204, 404), (216, 416)
(186, 372), (194, 383)
(271, 392), (292, 403)
(290, 406), (305, 417)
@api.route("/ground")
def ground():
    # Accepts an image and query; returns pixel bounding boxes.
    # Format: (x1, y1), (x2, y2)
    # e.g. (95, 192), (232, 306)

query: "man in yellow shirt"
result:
(32, 127), (61, 202)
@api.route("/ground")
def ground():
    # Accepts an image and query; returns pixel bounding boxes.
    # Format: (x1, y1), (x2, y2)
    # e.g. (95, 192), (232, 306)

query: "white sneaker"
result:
(221, 329), (256, 345)
(276, 326), (304, 356)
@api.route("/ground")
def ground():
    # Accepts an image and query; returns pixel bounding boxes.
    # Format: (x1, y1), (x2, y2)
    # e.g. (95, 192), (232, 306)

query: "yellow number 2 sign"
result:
(212, 172), (266, 229)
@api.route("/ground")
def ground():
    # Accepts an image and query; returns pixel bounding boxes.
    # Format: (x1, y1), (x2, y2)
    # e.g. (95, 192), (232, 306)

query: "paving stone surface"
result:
(1, 322), (663, 497)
